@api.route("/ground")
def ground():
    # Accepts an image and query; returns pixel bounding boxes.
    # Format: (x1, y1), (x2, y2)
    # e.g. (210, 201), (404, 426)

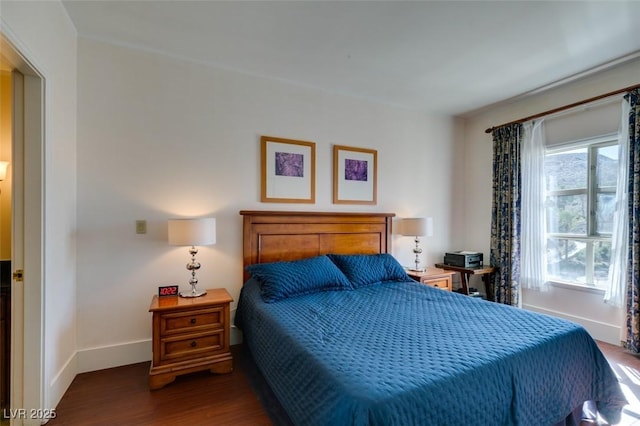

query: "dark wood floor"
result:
(29, 342), (640, 425)
(45, 345), (274, 426)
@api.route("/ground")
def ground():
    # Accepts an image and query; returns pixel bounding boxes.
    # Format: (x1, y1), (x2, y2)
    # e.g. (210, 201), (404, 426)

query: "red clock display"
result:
(158, 285), (179, 297)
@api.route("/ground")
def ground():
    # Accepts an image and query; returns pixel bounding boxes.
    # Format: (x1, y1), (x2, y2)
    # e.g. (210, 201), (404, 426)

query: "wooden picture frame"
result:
(333, 145), (377, 205)
(261, 136), (316, 203)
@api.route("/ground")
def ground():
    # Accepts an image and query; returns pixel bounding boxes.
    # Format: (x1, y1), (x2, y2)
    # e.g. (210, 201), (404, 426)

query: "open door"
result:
(1, 32), (45, 424)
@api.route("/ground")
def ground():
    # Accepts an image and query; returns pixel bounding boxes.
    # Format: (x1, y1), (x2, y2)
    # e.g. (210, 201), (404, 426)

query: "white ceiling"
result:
(62, 0), (640, 116)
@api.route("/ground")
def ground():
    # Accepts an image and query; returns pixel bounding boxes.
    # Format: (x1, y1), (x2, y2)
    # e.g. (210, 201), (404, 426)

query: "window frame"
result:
(544, 133), (618, 290)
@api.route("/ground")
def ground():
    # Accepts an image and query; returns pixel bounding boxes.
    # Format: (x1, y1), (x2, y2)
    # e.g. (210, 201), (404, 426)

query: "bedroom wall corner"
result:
(48, 351), (77, 409)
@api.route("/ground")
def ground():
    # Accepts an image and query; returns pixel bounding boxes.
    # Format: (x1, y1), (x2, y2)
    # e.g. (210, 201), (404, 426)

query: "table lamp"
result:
(401, 217), (433, 272)
(168, 217), (216, 297)
(0, 162), (8, 181)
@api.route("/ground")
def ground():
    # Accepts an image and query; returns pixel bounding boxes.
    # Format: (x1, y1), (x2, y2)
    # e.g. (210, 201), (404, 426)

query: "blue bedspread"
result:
(236, 279), (626, 425)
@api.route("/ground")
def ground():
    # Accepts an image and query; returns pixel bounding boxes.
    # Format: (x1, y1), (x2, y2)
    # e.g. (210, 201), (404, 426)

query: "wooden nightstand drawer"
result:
(160, 306), (224, 335)
(160, 330), (227, 362)
(424, 277), (451, 291)
(406, 267), (455, 292)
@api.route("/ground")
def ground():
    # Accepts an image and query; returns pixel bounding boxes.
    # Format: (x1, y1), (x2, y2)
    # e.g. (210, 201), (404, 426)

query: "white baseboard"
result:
(48, 352), (77, 408)
(76, 339), (152, 374)
(523, 303), (621, 345)
(75, 331), (243, 375)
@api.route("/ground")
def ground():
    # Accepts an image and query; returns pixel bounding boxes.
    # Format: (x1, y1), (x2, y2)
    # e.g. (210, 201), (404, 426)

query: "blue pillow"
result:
(327, 253), (410, 288)
(246, 255), (353, 303)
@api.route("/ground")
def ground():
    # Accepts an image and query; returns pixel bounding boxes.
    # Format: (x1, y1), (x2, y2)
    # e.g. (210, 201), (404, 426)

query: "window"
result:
(544, 135), (618, 289)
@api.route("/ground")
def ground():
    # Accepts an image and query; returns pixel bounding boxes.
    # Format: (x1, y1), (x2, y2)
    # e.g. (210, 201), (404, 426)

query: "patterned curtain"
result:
(490, 124), (522, 306)
(625, 89), (640, 352)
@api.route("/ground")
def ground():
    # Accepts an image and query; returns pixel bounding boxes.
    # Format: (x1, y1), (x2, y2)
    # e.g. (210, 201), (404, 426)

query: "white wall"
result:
(1, 0), (78, 411)
(75, 38), (460, 371)
(461, 57), (640, 344)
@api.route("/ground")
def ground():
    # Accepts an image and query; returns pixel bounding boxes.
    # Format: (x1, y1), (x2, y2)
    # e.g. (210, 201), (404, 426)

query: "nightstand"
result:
(148, 288), (233, 390)
(406, 267), (455, 291)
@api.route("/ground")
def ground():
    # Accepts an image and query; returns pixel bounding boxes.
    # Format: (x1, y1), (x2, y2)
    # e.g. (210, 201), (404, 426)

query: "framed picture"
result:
(333, 145), (377, 205)
(261, 136), (316, 203)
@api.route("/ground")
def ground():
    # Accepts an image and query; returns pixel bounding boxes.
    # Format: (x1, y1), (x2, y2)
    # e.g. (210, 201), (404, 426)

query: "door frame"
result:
(1, 28), (45, 422)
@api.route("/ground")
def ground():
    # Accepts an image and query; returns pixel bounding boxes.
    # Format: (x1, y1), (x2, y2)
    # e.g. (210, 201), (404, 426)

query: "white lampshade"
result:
(0, 161), (9, 181)
(401, 217), (433, 237)
(168, 218), (216, 246)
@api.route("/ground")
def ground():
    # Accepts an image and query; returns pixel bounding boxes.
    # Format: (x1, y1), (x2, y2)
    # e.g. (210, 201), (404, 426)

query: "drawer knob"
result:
(190, 318), (196, 325)
(190, 341), (197, 348)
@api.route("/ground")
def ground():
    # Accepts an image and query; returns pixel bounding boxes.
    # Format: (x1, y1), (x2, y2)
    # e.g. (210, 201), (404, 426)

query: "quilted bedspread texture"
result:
(236, 279), (626, 426)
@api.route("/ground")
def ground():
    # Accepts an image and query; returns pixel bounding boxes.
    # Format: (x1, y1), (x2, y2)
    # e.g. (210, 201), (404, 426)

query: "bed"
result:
(235, 210), (626, 425)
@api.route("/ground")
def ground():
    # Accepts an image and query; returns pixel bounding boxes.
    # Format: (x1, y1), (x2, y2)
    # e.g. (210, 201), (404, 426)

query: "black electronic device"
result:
(443, 251), (483, 268)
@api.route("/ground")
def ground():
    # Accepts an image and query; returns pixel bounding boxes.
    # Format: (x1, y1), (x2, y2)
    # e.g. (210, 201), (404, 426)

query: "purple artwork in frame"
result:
(333, 145), (377, 205)
(275, 152), (304, 177)
(344, 159), (368, 181)
(261, 136), (316, 203)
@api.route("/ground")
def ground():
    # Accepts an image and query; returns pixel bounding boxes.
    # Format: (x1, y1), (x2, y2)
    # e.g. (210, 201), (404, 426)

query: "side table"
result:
(434, 263), (496, 301)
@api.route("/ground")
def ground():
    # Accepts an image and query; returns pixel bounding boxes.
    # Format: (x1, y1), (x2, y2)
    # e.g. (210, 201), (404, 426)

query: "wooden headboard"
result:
(240, 210), (395, 282)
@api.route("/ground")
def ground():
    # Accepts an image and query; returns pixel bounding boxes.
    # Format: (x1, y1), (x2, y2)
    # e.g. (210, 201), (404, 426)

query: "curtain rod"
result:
(484, 83), (640, 134)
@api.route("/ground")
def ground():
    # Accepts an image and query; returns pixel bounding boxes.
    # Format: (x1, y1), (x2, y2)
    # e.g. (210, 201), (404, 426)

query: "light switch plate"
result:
(135, 220), (147, 234)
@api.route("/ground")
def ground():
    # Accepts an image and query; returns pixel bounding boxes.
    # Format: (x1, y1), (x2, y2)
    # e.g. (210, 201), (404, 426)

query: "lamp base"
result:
(179, 288), (207, 298)
(407, 267), (425, 272)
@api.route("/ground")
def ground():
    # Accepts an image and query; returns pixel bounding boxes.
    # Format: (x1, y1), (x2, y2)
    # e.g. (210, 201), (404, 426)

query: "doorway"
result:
(0, 31), (45, 421)
(0, 69), (12, 416)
